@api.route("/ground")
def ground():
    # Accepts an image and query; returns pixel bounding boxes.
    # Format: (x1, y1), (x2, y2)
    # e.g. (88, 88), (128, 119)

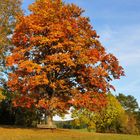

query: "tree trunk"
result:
(37, 111), (56, 129)
(47, 114), (53, 127)
(45, 112), (56, 128)
(45, 110), (47, 124)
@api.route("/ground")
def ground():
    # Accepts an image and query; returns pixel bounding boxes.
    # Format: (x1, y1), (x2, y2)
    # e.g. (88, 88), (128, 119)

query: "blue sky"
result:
(22, 0), (140, 105)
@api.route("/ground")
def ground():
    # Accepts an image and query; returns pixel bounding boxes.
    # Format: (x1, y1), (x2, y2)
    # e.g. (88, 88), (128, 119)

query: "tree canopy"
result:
(95, 93), (126, 133)
(0, 88), (5, 101)
(116, 93), (139, 113)
(0, 0), (22, 86)
(6, 0), (124, 122)
(0, 0), (22, 54)
(72, 93), (126, 132)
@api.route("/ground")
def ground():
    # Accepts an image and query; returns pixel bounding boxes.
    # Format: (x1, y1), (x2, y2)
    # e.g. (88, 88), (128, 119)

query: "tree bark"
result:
(45, 111), (56, 128)
(47, 114), (53, 126)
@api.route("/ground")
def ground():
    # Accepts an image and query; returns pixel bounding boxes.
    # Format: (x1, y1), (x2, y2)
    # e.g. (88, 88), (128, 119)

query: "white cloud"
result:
(99, 24), (140, 66)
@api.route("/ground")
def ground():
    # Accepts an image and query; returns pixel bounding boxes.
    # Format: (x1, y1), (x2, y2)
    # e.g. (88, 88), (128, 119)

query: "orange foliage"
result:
(6, 0), (124, 115)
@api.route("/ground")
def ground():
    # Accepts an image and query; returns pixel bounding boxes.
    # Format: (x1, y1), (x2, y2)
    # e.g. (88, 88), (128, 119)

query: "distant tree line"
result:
(54, 93), (140, 135)
(68, 93), (140, 134)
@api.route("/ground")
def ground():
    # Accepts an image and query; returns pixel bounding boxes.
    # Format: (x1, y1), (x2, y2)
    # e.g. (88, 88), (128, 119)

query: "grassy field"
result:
(0, 126), (140, 140)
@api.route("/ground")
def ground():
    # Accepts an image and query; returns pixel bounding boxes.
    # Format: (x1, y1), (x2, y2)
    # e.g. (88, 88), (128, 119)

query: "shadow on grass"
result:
(0, 125), (31, 129)
(0, 124), (70, 133)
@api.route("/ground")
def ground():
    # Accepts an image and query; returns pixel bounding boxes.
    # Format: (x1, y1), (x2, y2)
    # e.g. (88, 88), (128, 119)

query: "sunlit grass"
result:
(0, 126), (140, 140)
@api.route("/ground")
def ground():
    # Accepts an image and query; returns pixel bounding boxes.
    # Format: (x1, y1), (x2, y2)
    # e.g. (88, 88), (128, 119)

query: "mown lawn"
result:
(0, 126), (140, 140)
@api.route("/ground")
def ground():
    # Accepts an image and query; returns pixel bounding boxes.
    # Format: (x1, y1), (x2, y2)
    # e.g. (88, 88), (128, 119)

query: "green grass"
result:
(0, 126), (140, 140)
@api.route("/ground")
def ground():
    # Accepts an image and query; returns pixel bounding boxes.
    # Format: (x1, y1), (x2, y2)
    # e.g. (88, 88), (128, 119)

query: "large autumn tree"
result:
(6, 0), (124, 127)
